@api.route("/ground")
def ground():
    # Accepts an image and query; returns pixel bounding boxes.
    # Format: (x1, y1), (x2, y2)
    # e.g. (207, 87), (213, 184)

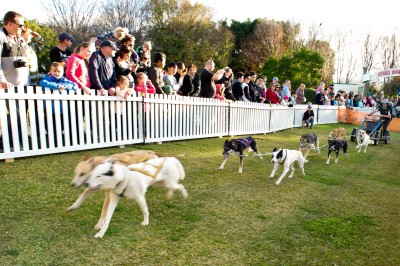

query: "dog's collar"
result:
(116, 175), (130, 198)
(128, 158), (166, 179)
(279, 150), (287, 165)
(117, 178), (130, 198)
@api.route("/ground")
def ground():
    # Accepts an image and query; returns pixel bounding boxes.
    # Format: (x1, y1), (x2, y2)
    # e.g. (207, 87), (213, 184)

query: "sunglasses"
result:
(13, 22), (25, 28)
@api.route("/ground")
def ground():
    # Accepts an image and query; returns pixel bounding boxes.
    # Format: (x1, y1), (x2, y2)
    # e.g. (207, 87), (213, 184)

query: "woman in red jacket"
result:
(266, 83), (279, 104)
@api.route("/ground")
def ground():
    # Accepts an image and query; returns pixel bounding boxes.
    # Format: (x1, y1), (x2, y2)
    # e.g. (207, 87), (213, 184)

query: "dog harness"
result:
(128, 158), (166, 179)
(236, 138), (252, 147)
(117, 159), (166, 198)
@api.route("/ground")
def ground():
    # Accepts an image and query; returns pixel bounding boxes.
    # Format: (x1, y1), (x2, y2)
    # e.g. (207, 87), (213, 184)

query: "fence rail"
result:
(1, 86), (339, 160)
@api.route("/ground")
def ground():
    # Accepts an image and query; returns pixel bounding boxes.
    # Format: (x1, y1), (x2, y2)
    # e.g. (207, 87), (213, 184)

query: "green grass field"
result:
(1, 123), (399, 265)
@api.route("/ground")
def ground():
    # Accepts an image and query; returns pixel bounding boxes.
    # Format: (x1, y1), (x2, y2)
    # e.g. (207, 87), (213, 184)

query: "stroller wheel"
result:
(373, 131), (380, 146)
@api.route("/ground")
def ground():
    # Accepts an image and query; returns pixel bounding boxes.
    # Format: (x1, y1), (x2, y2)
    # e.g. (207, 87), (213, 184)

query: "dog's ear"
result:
(225, 139), (229, 143)
(103, 164), (114, 176)
(273, 147), (277, 152)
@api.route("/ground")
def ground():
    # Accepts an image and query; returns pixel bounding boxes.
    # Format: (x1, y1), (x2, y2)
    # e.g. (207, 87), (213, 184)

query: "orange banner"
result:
(338, 108), (400, 132)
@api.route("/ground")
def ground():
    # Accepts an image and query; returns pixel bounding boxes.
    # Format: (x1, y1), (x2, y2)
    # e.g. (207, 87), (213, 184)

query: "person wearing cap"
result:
(302, 105), (315, 129)
(50, 32), (74, 67)
(368, 98), (393, 133)
(88, 40), (118, 96)
(272, 77), (279, 84)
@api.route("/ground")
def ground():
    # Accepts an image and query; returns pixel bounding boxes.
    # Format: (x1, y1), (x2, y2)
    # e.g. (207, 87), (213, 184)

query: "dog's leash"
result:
(227, 152), (273, 158)
(310, 144), (328, 151)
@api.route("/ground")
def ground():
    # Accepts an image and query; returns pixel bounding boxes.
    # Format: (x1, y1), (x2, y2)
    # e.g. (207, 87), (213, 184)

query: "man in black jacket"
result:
(303, 105), (315, 128)
(88, 40), (118, 96)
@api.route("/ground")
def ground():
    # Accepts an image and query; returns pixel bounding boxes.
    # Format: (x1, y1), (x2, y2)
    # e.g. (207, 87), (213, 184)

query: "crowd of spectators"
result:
(1, 10), (399, 111)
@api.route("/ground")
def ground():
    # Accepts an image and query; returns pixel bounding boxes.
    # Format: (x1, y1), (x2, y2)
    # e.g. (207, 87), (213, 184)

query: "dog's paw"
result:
(67, 205), (76, 211)
(269, 175), (274, 178)
(141, 221), (149, 226)
(218, 166), (223, 170)
(94, 232), (104, 239)
(274, 181), (280, 186)
(305, 160), (309, 163)
(94, 222), (104, 231)
(166, 190), (174, 200)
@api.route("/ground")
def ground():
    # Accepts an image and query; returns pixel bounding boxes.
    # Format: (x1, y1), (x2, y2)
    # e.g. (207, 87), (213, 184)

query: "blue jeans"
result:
(303, 117), (314, 128)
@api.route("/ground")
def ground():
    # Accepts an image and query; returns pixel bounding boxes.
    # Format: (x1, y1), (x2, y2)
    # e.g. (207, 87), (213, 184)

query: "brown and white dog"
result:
(355, 130), (371, 153)
(86, 157), (188, 238)
(68, 150), (158, 213)
(328, 127), (347, 140)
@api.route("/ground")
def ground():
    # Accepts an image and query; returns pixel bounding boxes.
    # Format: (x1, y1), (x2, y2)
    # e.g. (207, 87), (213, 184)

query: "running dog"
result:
(85, 157), (188, 238)
(328, 127), (347, 140)
(299, 133), (320, 162)
(219, 136), (262, 173)
(326, 139), (348, 164)
(68, 150), (158, 212)
(269, 148), (305, 185)
(355, 129), (371, 153)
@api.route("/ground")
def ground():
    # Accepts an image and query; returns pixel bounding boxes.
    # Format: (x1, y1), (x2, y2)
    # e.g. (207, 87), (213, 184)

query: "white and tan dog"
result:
(85, 157), (188, 238)
(68, 150), (158, 213)
(269, 148), (305, 185)
(355, 130), (371, 153)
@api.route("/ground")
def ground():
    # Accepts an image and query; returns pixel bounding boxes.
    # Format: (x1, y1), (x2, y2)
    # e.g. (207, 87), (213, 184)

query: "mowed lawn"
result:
(0, 123), (399, 265)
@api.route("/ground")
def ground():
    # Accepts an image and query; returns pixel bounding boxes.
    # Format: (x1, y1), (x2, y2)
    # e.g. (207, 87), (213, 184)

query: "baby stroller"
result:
(350, 115), (390, 145)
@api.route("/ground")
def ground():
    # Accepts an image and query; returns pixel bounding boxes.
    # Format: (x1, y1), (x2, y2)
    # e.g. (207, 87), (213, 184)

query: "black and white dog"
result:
(270, 148), (305, 185)
(326, 139), (348, 164)
(219, 136), (262, 173)
(299, 133), (320, 162)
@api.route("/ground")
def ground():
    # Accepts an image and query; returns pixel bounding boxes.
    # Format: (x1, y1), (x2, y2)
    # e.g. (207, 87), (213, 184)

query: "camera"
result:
(14, 59), (28, 68)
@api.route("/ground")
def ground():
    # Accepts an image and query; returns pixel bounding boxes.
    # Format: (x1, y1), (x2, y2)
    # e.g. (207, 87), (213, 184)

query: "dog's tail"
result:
(173, 158), (186, 180)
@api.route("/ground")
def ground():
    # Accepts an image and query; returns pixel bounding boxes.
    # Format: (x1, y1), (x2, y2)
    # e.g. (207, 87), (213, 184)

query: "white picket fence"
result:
(0, 86), (339, 160)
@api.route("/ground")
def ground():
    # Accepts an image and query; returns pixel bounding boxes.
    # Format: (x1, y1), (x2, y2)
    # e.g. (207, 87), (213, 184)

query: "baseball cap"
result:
(283, 95), (289, 99)
(58, 32), (74, 42)
(100, 40), (119, 51)
(308, 104), (312, 108)
(273, 77), (279, 82)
